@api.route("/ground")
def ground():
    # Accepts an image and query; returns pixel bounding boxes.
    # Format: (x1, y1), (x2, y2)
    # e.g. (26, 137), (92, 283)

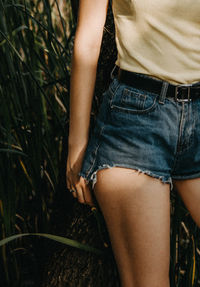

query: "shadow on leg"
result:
(94, 167), (171, 287)
(173, 178), (200, 228)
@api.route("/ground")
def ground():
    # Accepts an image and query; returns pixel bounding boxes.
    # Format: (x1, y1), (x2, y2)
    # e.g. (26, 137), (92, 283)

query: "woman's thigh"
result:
(173, 178), (200, 227)
(94, 166), (171, 286)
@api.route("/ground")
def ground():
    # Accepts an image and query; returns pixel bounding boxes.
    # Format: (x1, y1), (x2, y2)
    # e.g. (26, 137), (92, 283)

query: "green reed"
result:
(0, 0), (74, 285)
(170, 191), (200, 286)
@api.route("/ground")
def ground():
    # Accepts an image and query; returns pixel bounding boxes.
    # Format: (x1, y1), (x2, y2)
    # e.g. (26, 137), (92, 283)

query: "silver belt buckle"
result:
(175, 85), (191, 102)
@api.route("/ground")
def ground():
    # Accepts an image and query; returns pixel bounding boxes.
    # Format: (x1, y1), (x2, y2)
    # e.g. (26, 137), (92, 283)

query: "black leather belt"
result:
(117, 67), (200, 102)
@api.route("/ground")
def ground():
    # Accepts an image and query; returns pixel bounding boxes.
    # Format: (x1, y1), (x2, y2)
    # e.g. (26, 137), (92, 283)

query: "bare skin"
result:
(66, 0), (200, 286)
(93, 167), (171, 287)
(92, 171), (200, 287)
(173, 178), (200, 227)
(66, 0), (109, 206)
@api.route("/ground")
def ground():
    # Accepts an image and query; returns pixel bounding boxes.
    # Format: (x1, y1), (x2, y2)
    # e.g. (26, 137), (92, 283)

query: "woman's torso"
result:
(112, 0), (200, 84)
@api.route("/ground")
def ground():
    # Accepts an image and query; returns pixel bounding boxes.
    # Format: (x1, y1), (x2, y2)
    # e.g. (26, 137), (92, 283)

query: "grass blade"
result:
(0, 233), (103, 255)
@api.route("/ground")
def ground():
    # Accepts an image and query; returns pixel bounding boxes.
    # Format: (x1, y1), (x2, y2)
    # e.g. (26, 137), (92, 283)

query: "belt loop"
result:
(159, 82), (169, 104)
(110, 64), (118, 80)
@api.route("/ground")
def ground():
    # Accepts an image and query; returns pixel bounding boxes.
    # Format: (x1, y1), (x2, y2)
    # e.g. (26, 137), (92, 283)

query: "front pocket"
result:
(110, 87), (158, 114)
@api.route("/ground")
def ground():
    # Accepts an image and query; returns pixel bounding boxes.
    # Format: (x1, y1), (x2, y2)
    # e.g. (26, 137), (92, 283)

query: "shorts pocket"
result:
(110, 86), (159, 114)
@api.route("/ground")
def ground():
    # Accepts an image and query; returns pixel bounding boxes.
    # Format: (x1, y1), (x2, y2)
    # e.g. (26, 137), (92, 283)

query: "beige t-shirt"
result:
(112, 0), (200, 84)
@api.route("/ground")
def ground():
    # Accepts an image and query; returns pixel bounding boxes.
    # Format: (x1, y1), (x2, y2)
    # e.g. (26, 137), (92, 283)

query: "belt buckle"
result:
(175, 85), (191, 102)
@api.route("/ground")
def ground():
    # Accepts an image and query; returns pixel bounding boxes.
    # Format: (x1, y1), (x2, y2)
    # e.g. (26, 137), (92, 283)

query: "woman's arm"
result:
(66, 0), (109, 206)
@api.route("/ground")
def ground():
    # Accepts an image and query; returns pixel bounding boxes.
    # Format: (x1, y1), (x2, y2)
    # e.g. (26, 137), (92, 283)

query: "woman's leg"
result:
(173, 178), (200, 227)
(94, 167), (171, 287)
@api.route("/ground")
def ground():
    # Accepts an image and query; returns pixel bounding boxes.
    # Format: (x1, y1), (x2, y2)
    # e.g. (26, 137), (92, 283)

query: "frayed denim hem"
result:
(79, 163), (173, 191)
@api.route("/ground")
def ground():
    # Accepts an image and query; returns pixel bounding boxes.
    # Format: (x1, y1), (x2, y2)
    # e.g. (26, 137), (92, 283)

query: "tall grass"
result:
(0, 0), (74, 285)
(170, 191), (200, 286)
(0, 1), (200, 286)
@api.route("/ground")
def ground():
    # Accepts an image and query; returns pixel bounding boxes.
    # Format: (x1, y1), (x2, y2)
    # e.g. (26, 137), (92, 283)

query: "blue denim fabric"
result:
(79, 69), (200, 191)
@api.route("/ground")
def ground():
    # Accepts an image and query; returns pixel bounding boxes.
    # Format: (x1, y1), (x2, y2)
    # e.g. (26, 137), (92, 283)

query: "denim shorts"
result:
(79, 69), (200, 191)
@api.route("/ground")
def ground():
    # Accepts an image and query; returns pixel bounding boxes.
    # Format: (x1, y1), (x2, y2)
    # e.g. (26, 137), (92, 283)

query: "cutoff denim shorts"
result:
(79, 67), (200, 191)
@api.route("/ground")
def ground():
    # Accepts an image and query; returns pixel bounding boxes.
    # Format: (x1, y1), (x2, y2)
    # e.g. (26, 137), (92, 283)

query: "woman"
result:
(66, 1), (200, 286)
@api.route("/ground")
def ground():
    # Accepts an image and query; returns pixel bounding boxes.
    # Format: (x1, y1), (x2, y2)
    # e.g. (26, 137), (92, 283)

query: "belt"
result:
(117, 68), (200, 102)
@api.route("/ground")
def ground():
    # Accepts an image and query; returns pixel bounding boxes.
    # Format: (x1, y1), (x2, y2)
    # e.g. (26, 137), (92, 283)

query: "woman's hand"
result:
(66, 143), (95, 207)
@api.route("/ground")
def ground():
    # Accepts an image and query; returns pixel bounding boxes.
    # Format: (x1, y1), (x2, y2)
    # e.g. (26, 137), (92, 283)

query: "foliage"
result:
(0, 0), (74, 285)
(170, 192), (200, 286)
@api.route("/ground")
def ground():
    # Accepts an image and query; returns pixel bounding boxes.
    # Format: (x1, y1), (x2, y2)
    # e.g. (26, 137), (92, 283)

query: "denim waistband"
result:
(110, 64), (200, 104)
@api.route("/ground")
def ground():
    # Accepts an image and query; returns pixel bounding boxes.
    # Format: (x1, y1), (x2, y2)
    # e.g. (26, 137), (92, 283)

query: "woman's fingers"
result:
(80, 177), (95, 206)
(66, 166), (95, 206)
(83, 187), (95, 206)
(73, 178), (95, 206)
(75, 184), (86, 204)
(71, 188), (78, 198)
(66, 175), (77, 198)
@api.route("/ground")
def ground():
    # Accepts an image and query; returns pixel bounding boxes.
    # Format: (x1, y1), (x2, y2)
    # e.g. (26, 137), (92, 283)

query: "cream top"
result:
(112, 0), (200, 84)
